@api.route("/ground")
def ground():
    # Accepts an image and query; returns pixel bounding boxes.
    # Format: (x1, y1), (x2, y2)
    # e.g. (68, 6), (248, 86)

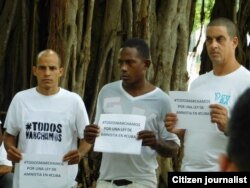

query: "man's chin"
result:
(41, 84), (53, 90)
(122, 79), (131, 85)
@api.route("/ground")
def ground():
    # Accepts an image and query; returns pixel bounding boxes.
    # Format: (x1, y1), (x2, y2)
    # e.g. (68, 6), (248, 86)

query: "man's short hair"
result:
(121, 38), (150, 59)
(207, 17), (238, 38)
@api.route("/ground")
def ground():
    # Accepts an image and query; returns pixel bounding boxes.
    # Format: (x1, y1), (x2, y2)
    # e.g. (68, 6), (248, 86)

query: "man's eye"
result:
(38, 67), (45, 70)
(216, 37), (224, 43)
(206, 38), (212, 43)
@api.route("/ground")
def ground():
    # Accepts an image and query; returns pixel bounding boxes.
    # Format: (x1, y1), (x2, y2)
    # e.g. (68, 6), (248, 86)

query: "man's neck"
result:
(213, 61), (240, 76)
(36, 87), (60, 96)
(122, 80), (155, 97)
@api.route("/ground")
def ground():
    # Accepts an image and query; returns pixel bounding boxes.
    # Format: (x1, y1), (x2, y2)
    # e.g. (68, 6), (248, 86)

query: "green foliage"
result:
(193, 0), (214, 31)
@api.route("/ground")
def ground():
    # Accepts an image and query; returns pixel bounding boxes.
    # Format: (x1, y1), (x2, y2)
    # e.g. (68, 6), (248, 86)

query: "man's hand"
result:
(84, 124), (100, 144)
(210, 104), (228, 133)
(6, 146), (22, 163)
(164, 112), (185, 135)
(4, 133), (21, 163)
(63, 150), (82, 165)
(137, 130), (157, 150)
(137, 130), (179, 157)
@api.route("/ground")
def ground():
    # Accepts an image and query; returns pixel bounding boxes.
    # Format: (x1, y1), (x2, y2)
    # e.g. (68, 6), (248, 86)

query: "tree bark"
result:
(238, 0), (250, 69)
(0, 0), (18, 108)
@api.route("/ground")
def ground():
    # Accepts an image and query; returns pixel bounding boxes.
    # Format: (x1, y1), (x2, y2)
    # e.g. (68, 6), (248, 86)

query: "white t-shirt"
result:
(182, 66), (250, 171)
(4, 88), (89, 187)
(0, 142), (12, 166)
(95, 81), (180, 187)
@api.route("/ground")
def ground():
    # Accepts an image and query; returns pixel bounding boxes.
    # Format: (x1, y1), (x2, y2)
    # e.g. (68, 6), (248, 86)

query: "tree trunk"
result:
(238, 0), (250, 69)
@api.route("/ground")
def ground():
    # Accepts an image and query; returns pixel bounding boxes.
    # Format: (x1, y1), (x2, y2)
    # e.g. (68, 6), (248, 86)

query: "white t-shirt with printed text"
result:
(4, 88), (89, 188)
(182, 66), (250, 171)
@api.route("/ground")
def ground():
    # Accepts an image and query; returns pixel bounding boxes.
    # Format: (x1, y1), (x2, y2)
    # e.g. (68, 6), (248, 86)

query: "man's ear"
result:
(219, 154), (238, 172)
(59, 67), (64, 77)
(144, 59), (151, 68)
(32, 66), (37, 76)
(232, 36), (238, 48)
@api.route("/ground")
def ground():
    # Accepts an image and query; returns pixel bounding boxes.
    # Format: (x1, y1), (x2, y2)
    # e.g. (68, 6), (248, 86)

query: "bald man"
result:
(4, 49), (91, 188)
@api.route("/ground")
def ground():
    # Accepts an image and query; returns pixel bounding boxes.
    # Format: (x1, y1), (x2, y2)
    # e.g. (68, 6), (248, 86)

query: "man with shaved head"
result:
(4, 49), (91, 188)
(165, 17), (250, 171)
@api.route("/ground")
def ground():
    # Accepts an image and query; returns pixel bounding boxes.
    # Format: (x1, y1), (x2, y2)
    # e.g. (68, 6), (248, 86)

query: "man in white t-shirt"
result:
(165, 17), (250, 171)
(3, 49), (92, 187)
(84, 38), (180, 188)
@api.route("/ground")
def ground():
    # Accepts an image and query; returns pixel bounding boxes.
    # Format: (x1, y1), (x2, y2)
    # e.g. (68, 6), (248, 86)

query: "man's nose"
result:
(120, 62), (128, 71)
(210, 39), (218, 49)
(44, 68), (51, 75)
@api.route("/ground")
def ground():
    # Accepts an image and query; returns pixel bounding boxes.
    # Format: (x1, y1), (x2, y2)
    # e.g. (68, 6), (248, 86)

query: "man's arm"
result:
(0, 165), (12, 175)
(78, 139), (92, 158)
(137, 130), (179, 157)
(4, 132), (22, 163)
(154, 139), (179, 157)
